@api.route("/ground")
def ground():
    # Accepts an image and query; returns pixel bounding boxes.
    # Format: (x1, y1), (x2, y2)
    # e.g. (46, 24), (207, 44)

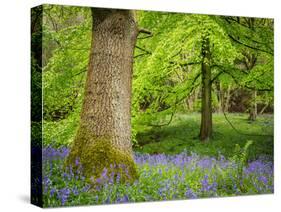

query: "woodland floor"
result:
(40, 113), (274, 207)
(134, 113), (273, 160)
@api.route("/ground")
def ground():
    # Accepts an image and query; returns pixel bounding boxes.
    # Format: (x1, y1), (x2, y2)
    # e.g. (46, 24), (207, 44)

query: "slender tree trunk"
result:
(219, 83), (224, 113)
(199, 38), (213, 141)
(215, 81), (222, 113)
(243, 52), (257, 121)
(224, 85), (231, 112)
(248, 89), (257, 121)
(66, 8), (138, 183)
(186, 92), (195, 111)
(259, 102), (268, 115)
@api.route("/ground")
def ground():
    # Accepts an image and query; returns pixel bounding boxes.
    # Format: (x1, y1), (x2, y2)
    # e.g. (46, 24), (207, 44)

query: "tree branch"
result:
(134, 46), (152, 58)
(228, 34), (273, 55)
(134, 53), (149, 59)
(148, 109), (176, 127)
(211, 70), (224, 83)
(138, 28), (152, 35)
(72, 66), (87, 77)
(169, 61), (201, 67)
(137, 28), (153, 39)
(212, 64), (273, 92)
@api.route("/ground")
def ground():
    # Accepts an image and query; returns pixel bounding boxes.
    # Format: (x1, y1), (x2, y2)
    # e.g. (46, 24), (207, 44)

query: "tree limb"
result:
(138, 28), (152, 35)
(135, 45), (152, 55)
(134, 53), (150, 59)
(228, 34), (273, 55)
(212, 64), (273, 92)
(169, 61), (201, 67)
(148, 109), (176, 127)
(211, 70), (224, 83)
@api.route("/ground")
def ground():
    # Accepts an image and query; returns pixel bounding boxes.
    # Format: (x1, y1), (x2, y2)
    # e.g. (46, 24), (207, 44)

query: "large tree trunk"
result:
(66, 8), (138, 183)
(199, 38), (213, 141)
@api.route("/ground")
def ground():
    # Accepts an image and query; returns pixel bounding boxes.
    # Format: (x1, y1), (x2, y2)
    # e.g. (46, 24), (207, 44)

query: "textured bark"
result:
(199, 38), (213, 141)
(66, 8), (138, 182)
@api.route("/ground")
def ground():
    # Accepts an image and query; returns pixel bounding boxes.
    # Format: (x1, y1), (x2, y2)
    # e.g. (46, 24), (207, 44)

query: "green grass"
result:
(133, 113), (273, 160)
(43, 111), (274, 160)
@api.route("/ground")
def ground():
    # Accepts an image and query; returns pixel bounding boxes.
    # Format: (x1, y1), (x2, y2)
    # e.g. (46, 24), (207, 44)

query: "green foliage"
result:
(133, 13), (273, 131)
(133, 12), (243, 130)
(42, 5), (91, 122)
(43, 111), (80, 147)
(31, 56), (42, 121)
(230, 140), (253, 184)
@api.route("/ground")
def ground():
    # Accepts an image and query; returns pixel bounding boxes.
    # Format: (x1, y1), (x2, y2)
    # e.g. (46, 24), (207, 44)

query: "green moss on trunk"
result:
(66, 126), (138, 184)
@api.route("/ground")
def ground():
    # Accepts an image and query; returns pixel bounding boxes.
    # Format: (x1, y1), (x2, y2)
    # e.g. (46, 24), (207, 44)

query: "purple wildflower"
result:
(101, 168), (108, 179)
(72, 186), (79, 196)
(201, 175), (210, 192)
(82, 184), (90, 192)
(58, 188), (71, 205)
(185, 187), (197, 199)
(50, 188), (56, 197)
(258, 176), (268, 185)
(96, 177), (102, 184)
(121, 195), (129, 203)
(104, 197), (110, 204)
(75, 158), (80, 166)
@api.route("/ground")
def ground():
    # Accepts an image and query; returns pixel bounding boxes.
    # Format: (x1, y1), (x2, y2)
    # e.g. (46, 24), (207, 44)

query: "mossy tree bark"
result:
(66, 8), (138, 183)
(199, 37), (213, 141)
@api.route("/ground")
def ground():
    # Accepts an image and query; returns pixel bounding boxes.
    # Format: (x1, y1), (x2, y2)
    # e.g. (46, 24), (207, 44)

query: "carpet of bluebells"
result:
(41, 147), (273, 207)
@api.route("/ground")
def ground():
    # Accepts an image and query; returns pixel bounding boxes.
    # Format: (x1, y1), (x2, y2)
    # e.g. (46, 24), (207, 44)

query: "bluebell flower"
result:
(201, 175), (210, 192)
(96, 177), (102, 184)
(82, 184), (90, 192)
(72, 186), (79, 196)
(101, 168), (108, 179)
(185, 187), (197, 199)
(58, 188), (71, 205)
(50, 188), (56, 197)
(258, 176), (268, 185)
(75, 158), (80, 166)
(121, 195), (129, 203)
(104, 197), (110, 204)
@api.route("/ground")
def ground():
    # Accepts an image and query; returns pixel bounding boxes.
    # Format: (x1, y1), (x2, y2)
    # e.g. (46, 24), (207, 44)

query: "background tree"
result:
(199, 36), (212, 140)
(218, 16), (274, 121)
(133, 13), (239, 141)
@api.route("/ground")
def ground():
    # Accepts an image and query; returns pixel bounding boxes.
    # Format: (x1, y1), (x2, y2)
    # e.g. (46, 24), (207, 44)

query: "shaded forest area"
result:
(31, 5), (274, 207)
